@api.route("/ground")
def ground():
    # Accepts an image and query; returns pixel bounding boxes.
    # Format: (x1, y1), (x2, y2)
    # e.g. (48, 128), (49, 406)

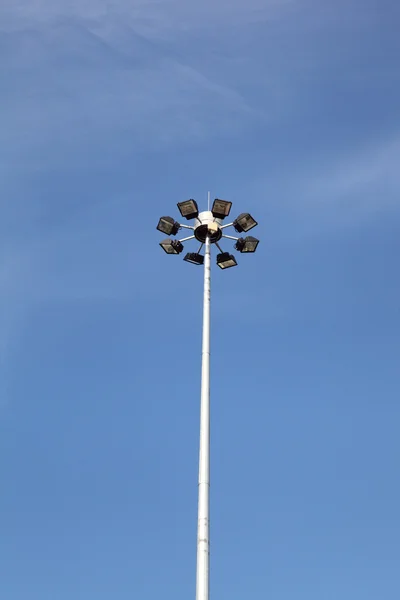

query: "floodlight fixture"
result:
(184, 252), (204, 266)
(235, 236), (260, 253)
(159, 238), (184, 254)
(216, 252), (238, 269)
(177, 199), (199, 220)
(211, 199), (232, 219)
(156, 216), (181, 236)
(233, 213), (258, 233)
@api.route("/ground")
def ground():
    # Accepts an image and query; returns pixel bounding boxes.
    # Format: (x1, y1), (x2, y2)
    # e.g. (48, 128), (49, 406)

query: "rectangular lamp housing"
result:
(233, 213), (258, 233)
(177, 199), (199, 220)
(217, 252), (238, 269)
(212, 199), (232, 219)
(160, 239), (184, 254)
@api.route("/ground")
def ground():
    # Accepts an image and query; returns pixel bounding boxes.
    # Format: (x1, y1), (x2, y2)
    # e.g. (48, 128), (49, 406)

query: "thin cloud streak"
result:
(307, 135), (400, 202)
(251, 132), (400, 221)
(0, 0), (293, 31)
(0, 0), (296, 165)
(0, 18), (265, 169)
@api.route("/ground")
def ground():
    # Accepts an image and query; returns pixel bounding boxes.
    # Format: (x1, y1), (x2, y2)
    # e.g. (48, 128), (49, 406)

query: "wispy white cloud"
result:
(0, 24), (264, 171)
(284, 133), (400, 238)
(248, 131), (400, 243)
(0, 0), (300, 171)
(0, 0), (292, 31)
(306, 135), (400, 203)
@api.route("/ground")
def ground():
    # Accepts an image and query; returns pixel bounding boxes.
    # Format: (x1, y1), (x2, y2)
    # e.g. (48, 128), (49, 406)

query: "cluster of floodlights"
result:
(156, 199), (259, 269)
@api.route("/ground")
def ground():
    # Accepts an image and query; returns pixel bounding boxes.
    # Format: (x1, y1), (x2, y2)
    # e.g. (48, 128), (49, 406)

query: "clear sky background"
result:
(1, 1), (400, 598)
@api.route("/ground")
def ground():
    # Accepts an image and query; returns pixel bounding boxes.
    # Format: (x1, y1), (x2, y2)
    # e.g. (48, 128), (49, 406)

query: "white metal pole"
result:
(196, 233), (211, 600)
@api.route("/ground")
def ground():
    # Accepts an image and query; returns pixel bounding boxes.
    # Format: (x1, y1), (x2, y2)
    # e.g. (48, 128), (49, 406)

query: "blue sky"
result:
(1, 1), (400, 598)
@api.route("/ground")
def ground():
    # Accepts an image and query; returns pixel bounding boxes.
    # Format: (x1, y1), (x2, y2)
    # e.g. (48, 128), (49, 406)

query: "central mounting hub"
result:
(194, 211), (223, 244)
(194, 224), (223, 243)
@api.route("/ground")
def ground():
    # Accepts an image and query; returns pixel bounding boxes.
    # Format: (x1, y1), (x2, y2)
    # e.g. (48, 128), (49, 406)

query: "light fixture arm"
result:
(180, 223), (195, 230)
(219, 222), (234, 230)
(221, 234), (239, 241)
(178, 235), (196, 243)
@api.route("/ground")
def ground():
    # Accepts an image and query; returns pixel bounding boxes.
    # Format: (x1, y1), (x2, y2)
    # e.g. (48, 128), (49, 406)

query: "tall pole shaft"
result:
(196, 235), (211, 600)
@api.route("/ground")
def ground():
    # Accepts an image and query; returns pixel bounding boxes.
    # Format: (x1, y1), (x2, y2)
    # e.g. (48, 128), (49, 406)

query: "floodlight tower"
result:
(156, 194), (259, 600)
